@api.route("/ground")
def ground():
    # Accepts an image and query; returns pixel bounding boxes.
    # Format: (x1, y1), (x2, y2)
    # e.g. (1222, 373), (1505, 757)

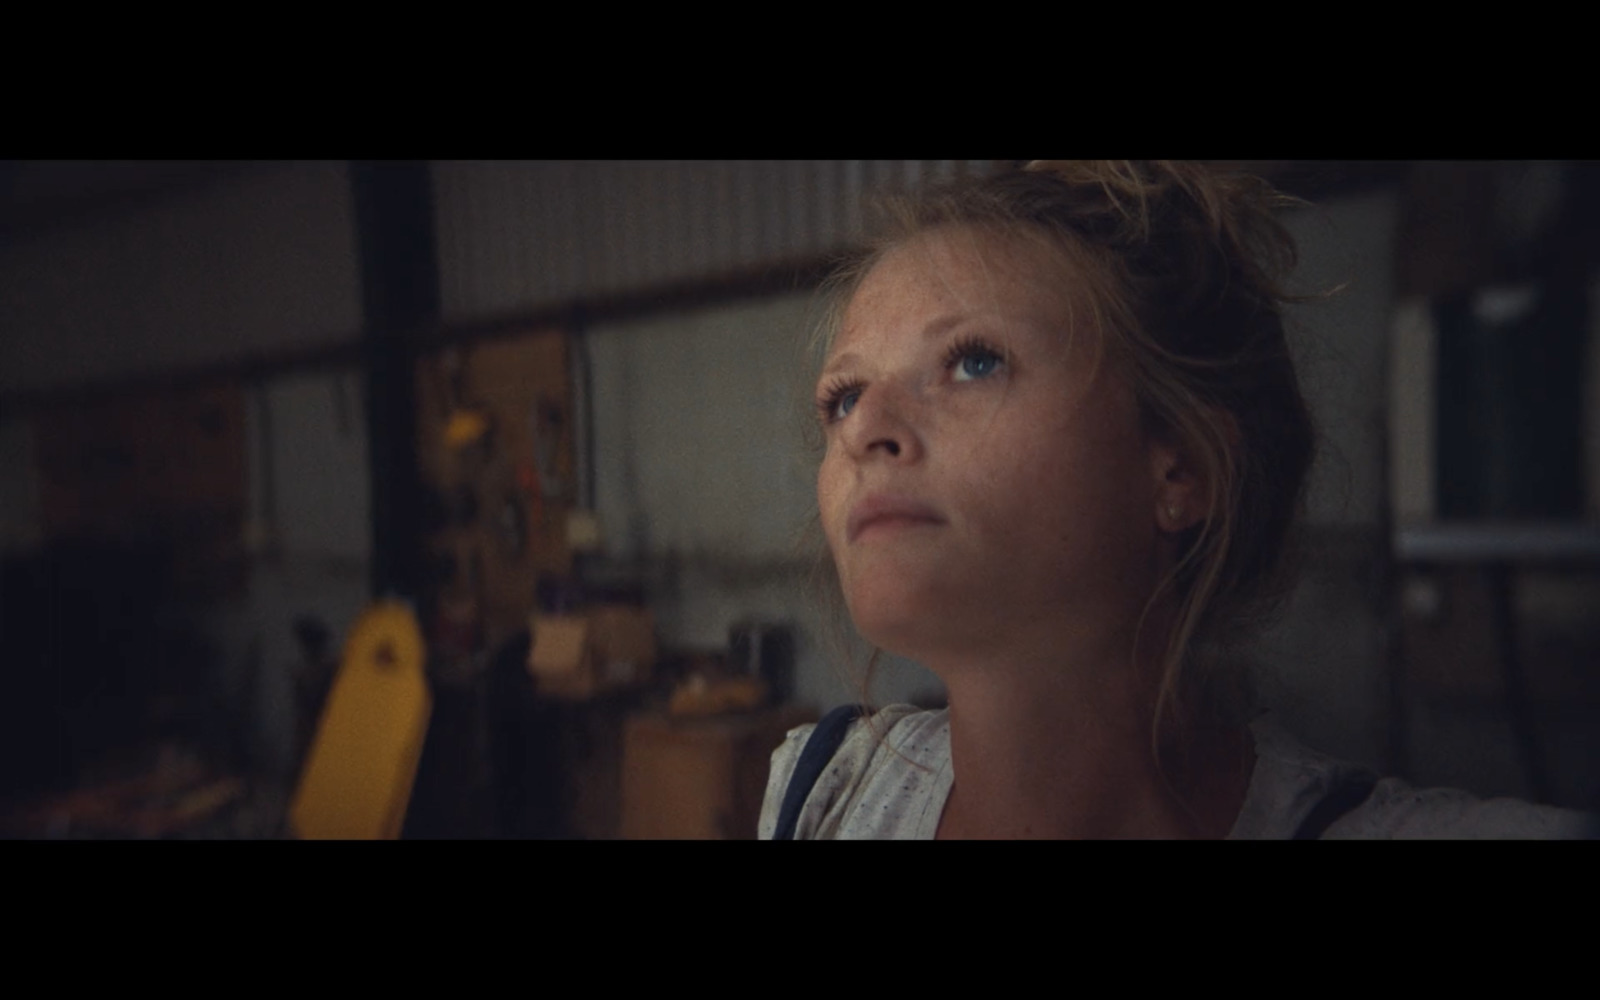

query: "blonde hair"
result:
(807, 160), (1314, 749)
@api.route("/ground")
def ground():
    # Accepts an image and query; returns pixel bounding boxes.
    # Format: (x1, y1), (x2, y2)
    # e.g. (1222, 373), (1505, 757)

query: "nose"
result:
(841, 383), (923, 464)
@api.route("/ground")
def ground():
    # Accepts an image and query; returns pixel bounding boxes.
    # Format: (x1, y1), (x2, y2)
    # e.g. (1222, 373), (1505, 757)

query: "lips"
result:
(847, 494), (946, 543)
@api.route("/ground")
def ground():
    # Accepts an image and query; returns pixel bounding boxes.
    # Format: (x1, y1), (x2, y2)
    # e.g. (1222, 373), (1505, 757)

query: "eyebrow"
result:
(821, 313), (971, 379)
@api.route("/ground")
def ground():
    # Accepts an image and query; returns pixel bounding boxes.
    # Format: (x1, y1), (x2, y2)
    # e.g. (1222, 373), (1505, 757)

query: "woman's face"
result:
(816, 226), (1182, 666)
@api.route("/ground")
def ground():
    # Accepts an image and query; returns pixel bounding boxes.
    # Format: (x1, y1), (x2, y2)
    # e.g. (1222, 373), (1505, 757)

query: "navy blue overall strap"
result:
(772, 704), (865, 840)
(1292, 769), (1379, 840)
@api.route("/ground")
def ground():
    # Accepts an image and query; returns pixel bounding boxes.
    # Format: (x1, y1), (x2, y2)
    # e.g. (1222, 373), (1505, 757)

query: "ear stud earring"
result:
(1166, 505), (1181, 523)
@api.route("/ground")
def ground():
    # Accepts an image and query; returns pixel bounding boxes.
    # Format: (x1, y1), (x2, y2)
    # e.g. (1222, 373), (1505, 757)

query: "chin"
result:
(844, 581), (919, 644)
(844, 580), (990, 664)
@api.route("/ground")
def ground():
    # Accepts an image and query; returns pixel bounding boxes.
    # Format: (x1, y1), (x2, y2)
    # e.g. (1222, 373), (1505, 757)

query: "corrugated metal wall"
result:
(0, 161), (1004, 396)
(431, 160), (1000, 326)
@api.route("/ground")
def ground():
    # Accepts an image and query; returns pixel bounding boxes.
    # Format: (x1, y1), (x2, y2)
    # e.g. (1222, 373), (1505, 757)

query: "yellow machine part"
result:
(289, 600), (432, 840)
(443, 408), (492, 449)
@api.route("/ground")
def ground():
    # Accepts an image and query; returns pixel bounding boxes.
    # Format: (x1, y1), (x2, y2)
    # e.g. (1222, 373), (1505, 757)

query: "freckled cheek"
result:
(816, 459), (848, 551)
(964, 433), (1099, 536)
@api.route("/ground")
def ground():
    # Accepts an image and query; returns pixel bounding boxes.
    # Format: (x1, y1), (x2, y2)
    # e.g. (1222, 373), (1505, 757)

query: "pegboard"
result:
(414, 331), (576, 645)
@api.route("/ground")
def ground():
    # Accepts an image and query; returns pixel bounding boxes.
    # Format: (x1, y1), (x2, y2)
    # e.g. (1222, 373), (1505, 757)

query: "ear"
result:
(1148, 412), (1236, 535)
(1150, 437), (1206, 535)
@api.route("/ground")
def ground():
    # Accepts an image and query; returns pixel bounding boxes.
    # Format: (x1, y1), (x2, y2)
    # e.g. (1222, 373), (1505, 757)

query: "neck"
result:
(927, 619), (1251, 840)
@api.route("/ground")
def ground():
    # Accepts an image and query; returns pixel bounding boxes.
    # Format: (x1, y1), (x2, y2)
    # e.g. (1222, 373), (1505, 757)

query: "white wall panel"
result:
(585, 291), (820, 563)
(250, 370), (371, 561)
(583, 289), (945, 711)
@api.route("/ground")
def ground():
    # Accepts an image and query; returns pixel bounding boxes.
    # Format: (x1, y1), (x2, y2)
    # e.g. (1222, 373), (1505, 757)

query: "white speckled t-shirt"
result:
(759, 704), (1597, 839)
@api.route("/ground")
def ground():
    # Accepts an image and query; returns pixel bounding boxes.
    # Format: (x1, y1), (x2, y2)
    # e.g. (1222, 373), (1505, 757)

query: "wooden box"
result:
(620, 706), (815, 840)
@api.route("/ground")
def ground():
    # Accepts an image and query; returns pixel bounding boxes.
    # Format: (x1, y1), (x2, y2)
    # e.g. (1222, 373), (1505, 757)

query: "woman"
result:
(759, 160), (1594, 839)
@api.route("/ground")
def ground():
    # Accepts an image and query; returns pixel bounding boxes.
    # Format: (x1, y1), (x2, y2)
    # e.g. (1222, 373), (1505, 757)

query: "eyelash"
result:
(816, 336), (1007, 425)
(943, 336), (1005, 381)
(816, 376), (864, 425)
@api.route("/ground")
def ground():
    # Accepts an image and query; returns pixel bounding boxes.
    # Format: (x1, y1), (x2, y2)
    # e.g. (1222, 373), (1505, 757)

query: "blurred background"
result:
(1, 159), (1596, 838)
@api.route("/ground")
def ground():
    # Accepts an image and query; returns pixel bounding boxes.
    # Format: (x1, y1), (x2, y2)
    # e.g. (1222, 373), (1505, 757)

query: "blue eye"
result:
(950, 341), (1003, 382)
(957, 353), (998, 380)
(819, 381), (864, 424)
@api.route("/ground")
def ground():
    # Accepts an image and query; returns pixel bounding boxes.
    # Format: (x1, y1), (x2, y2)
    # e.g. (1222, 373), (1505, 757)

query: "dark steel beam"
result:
(350, 161), (439, 603)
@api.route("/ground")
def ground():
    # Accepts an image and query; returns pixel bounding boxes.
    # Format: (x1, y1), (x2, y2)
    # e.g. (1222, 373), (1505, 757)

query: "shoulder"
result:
(1235, 715), (1596, 840)
(758, 704), (950, 840)
(1230, 716), (1380, 839)
(1323, 777), (1597, 840)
